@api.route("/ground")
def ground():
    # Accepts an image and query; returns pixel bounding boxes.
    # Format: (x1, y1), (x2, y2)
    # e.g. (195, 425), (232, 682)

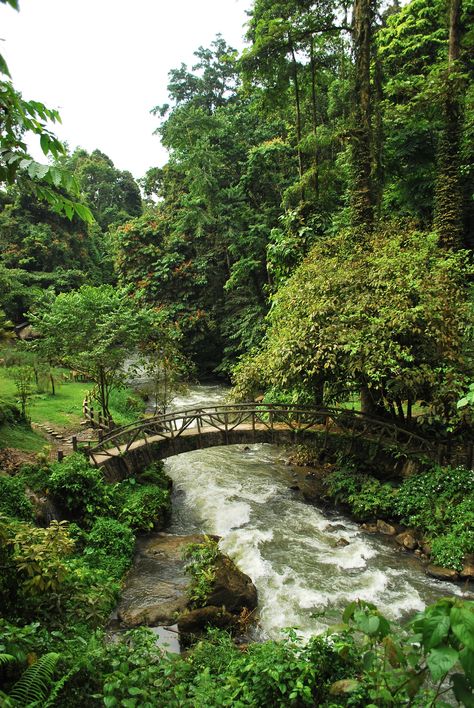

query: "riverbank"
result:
(288, 445), (474, 585)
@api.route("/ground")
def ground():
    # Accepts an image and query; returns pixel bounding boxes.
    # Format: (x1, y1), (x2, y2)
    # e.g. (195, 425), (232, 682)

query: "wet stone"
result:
(426, 565), (459, 581)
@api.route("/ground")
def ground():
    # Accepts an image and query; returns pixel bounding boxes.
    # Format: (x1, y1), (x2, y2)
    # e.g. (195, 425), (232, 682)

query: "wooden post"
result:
(72, 436), (78, 452)
(98, 412), (103, 429)
(98, 429), (103, 443)
(197, 414), (202, 448)
(57, 449), (64, 462)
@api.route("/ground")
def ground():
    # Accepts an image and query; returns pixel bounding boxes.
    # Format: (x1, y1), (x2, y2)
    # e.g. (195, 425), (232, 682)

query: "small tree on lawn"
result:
(30, 285), (153, 419)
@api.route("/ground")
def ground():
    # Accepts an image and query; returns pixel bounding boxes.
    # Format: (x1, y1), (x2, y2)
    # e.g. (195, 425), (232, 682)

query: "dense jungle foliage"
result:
(1, 0), (474, 704)
(1, 0), (473, 409)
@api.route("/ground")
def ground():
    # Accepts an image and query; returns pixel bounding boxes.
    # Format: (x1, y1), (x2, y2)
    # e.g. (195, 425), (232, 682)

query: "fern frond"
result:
(0, 652), (16, 666)
(43, 666), (78, 708)
(9, 652), (60, 706)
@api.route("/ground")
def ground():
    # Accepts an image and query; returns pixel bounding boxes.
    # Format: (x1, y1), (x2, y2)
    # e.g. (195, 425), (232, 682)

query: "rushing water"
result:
(164, 384), (466, 640)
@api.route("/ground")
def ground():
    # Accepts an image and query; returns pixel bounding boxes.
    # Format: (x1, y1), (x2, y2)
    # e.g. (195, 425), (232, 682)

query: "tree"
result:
(136, 324), (194, 415)
(67, 149), (142, 231)
(30, 285), (153, 418)
(232, 223), (472, 424)
(434, 0), (464, 248)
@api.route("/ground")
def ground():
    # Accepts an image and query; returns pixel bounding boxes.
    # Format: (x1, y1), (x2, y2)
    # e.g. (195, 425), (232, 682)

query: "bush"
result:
(183, 537), (220, 607)
(395, 464), (474, 536)
(0, 476), (33, 520)
(48, 454), (113, 524)
(108, 387), (145, 418)
(83, 517), (135, 579)
(116, 482), (170, 532)
(431, 530), (474, 571)
(0, 398), (23, 425)
(138, 460), (170, 488)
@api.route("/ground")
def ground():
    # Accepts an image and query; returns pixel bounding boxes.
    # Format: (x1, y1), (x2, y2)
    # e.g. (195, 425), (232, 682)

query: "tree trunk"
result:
(351, 0), (375, 233)
(360, 383), (378, 416)
(434, 0), (463, 249)
(289, 35), (304, 182)
(310, 35), (319, 198)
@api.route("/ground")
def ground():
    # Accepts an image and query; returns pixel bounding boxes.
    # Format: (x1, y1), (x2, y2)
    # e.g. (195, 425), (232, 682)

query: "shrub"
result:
(48, 454), (113, 524)
(0, 476), (33, 521)
(348, 478), (397, 520)
(395, 465), (474, 536)
(138, 460), (170, 488)
(183, 537), (220, 607)
(83, 517), (135, 579)
(0, 398), (23, 425)
(108, 387), (145, 418)
(431, 530), (474, 571)
(116, 482), (170, 532)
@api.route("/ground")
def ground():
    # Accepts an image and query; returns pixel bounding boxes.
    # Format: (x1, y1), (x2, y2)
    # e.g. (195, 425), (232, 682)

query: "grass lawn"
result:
(0, 423), (47, 453)
(0, 365), (145, 450)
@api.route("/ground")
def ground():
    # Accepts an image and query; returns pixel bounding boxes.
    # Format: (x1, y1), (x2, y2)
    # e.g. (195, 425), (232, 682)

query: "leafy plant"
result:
(182, 537), (220, 608)
(116, 482), (170, 532)
(83, 517), (135, 580)
(0, 476), (33, 521)
(5, 652), (60, 706)
(48, 454), (114, 523)
(12, 520), (75, 596)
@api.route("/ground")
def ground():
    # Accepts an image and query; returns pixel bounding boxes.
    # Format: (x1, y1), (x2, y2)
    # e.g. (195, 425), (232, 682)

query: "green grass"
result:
(0, 423), (47, 452)
(0, 365), (145, 433)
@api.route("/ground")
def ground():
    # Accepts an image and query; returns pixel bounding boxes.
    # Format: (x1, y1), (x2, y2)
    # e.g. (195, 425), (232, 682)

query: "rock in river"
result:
(117, 533), (205, 628)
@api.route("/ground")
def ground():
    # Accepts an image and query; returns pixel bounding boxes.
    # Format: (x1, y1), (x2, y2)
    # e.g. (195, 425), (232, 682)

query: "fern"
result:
(9, 652), (60, 707)
(43, 666), (78, 708)
(0, 652), (16, 666)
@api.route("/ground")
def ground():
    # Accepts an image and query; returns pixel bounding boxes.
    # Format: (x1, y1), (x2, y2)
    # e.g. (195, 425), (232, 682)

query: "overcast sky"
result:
(1, 0), (250, 178)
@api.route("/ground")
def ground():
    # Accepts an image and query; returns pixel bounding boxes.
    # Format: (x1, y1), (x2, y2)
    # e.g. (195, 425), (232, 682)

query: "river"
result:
(162, 383), (465, 640)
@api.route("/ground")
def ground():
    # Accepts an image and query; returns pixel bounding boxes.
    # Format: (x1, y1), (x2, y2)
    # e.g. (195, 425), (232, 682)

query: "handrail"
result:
(84, 404), (437, 461)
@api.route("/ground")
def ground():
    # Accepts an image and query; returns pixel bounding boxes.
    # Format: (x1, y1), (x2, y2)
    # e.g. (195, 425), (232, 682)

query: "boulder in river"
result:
(376, 520), (397, 536)
(116, 533), (205, 628)
(205, 555), (258, 614)
(460, 555), (474, 580)
(178, 606), (237, 636)
(395, 530), (418, 551)
(426, 564), (459, 581)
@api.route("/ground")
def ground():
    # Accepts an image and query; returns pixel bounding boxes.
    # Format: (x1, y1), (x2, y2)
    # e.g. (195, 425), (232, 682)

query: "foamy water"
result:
(165, 385), (464, 639)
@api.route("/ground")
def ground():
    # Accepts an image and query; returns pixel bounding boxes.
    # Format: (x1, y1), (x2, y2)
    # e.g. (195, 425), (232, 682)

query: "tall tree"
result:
(350, 0), (377, 232)
(434, 0), (464, 249)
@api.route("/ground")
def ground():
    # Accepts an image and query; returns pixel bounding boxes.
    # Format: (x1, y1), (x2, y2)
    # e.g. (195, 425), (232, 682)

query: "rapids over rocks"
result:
(159, 384), (465, 640)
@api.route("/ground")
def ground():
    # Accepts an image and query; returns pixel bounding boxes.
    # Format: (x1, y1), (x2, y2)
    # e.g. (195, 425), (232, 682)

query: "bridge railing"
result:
(83, 403), (438, 463)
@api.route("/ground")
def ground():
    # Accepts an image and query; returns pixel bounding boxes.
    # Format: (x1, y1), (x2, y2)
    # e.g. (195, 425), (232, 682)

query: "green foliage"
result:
(338, 596), (474, 706)
(182, 537), (220, 607)
(0, 398), (22, 425)
(0, 475), (33, 521)
(394, 464), (474, 537)
(116, 481), (170, 532)
(12, 520), (75, 596)
(66, 148), (142, 231)
(233, 224), (472, 422)
(6, 651), (60, 706)
(30, 285), (156, 417)
(48, 454), (113, 524)
(323, 464), (397, 521)
(83, 517), (135, 580)
(137, 460), (168, 487)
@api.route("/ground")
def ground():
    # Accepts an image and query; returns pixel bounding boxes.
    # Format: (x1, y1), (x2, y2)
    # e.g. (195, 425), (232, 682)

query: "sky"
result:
(0, 0), (251, 178)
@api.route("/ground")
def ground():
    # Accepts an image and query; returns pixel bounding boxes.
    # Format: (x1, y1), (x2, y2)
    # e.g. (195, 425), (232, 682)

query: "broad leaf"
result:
(427, 646), (459, 682)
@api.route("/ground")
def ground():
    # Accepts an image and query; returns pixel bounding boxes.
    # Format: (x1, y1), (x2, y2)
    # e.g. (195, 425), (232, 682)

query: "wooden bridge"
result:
(82, 404), (450, 479)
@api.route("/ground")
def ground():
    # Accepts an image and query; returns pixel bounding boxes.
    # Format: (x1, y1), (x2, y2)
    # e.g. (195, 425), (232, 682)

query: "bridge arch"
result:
(83, 404), (441, 481)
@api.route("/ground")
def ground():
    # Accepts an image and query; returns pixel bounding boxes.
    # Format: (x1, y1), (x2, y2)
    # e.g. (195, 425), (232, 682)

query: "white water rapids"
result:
(163, 384), (466, 640)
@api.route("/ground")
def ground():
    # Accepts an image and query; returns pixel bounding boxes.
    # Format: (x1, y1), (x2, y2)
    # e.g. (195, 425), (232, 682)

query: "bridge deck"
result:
(90, 422), (295, 466)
